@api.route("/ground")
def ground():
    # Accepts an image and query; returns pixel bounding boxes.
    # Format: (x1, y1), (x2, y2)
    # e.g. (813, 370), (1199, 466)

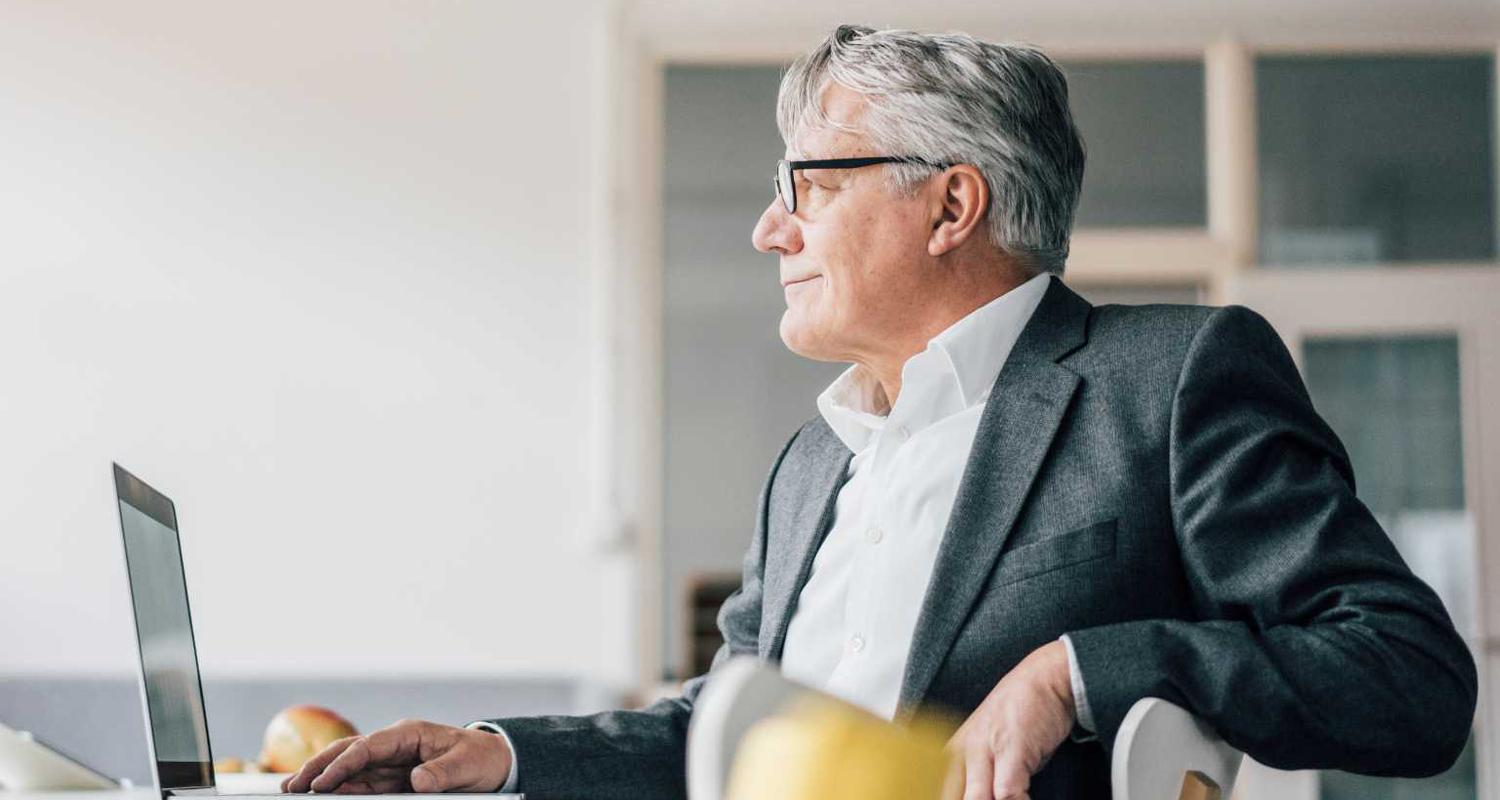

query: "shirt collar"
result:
(816, 361), (890, 453)
(929, 271), (1052, 408)
(816, 273), (1053, 454)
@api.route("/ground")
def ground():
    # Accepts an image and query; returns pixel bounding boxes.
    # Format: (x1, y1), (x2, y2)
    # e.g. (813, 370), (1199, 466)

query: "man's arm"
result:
(1066, 305), (1477, 776)
(476, 424), (804, 799)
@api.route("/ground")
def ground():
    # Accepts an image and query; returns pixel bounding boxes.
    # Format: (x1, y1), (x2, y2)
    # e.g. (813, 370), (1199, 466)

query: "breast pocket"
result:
(991, 518), (1117, 587)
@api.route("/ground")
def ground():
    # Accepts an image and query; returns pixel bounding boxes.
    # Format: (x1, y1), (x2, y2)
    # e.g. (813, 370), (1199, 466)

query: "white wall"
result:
(0, 0), (637, 685)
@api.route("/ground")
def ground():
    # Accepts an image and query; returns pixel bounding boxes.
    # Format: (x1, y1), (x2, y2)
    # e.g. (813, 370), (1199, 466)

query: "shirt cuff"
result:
(1059, 634), (1099, 743)
(464, 721), (519, 793)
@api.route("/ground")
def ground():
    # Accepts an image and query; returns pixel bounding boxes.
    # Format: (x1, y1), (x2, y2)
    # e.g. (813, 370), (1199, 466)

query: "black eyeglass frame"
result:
(774, 156), (951, 214)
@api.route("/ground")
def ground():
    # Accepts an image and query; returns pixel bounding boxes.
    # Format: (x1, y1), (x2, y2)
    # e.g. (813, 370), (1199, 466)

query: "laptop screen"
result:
(113, 465), (215, 790)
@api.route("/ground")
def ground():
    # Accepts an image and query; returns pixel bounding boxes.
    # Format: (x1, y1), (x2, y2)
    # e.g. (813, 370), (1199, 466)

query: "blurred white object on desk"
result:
(0, 721), (119, 791)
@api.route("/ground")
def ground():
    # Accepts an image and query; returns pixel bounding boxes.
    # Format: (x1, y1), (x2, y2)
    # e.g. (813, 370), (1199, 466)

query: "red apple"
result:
(257, 705), (359, 773)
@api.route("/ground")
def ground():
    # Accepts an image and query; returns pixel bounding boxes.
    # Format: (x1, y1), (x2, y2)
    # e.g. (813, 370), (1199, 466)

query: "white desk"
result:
(6, 774), (288, 800)
(5, 786), (156, 792)
(5, 788), (521, 800)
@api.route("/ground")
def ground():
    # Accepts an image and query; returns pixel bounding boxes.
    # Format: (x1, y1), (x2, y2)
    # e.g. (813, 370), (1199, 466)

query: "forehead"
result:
(785, 83), (875, 159)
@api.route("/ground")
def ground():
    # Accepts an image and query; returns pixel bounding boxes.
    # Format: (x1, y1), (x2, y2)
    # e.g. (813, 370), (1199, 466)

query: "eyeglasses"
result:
(774, 156), (950, 214)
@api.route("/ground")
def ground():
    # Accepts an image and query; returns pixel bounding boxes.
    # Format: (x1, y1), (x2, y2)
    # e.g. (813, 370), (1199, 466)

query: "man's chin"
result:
(778, 315), (842, 363)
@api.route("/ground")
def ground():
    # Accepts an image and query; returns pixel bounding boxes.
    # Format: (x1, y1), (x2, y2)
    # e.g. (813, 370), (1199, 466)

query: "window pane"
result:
(1063, 61), (1206, 227)
(1258, 55), (1495, 266)
(1302, 335), (1475, 799)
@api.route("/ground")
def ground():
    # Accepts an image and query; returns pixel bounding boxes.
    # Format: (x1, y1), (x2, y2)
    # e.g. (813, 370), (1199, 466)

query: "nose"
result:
(751, 198), (802, 255)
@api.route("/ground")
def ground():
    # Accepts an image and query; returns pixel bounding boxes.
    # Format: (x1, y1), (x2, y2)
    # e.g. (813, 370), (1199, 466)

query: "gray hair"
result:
(778, 24), (1086, 276)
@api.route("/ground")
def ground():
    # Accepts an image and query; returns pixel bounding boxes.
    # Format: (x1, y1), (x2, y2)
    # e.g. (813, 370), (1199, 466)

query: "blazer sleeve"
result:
(1065, 305), (1477, 777)
(478, 425), (802, 799)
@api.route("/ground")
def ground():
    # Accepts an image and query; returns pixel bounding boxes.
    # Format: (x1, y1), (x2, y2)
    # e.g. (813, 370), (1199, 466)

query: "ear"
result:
(927, 165), (989, 257)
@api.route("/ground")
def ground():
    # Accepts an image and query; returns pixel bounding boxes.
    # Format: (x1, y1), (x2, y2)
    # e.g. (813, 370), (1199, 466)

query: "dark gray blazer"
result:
(488, 277), (1476, 799)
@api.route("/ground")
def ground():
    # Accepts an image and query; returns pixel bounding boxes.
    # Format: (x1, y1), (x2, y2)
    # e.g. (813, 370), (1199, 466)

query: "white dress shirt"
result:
(779, 272), (1092, 729)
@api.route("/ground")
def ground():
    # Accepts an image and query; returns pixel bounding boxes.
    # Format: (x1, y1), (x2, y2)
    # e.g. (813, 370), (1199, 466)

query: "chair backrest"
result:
(1111, 697), (1244, 800)
(685, 657), (815, 800)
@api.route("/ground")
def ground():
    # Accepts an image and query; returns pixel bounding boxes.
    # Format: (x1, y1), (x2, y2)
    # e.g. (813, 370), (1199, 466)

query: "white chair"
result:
(685, 658), (815, 800)
(1111, 697), (1245, 800)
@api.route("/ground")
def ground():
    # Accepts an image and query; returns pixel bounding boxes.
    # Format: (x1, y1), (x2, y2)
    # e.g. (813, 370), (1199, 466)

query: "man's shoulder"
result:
(1070, 302), (1295, 402)
(1083, 301), (1217, 348)
(1083, 301), (1286, 362)
(1072, 301), (1249, 371)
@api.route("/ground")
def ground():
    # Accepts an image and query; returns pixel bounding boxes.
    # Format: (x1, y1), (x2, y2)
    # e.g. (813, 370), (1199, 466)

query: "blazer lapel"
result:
(760, 421), (853, 659)
(896, 277), (1090, 717)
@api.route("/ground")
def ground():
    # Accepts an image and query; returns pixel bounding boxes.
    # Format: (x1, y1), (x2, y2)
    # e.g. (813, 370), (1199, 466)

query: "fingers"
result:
(963, 748), (994, 800)
(951, 733), (1037, 800)
(331, 774), (408, 792)
(941, 751), (966, 800)
(992, 749), (1032, 800)
(330, 772), (408, 795)
(411, 753), (456, 792)
(951, 746), (1032, 800)
(323, 765), (409, 795)
(409, 741), (484, 793)
(409, 764), (444, 794)
(284, 736), (359, 793)
(280, 720), (508, 795)
(310, 723), (424, 793)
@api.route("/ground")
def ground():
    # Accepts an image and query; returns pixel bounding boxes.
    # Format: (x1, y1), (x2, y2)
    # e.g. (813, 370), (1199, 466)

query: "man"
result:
(284, 25), (1476, 800)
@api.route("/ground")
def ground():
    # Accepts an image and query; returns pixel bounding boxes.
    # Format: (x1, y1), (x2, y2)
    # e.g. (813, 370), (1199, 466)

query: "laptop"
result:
(112, 464), (523, 799)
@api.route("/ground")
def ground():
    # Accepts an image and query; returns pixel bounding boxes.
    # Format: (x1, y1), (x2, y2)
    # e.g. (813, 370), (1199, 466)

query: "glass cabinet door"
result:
(1256, 54), (1494, 267)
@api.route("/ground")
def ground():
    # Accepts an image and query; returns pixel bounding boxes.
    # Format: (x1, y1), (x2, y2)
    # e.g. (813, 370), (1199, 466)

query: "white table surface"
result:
(1, 786), (522, 798)
(4, 786), (156, 792)
(3, 778), (520, 800)
(4, 772), (291, 799)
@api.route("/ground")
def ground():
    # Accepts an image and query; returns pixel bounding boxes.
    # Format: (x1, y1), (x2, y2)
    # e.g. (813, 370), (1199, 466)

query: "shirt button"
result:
(895, 424), (910, 440)
(866, 527), (884, 544)
(849, 635), (866, 654)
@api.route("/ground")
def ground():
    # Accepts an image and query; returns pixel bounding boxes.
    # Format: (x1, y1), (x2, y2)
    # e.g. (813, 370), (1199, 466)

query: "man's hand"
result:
(945, 640), (1076, 800)
(280, 719), (512, 794)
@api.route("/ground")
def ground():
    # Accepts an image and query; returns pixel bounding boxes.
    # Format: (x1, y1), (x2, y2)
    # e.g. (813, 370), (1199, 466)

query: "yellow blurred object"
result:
(724, 697), (956, 800)
(214, 757), (244, 774)
(257, 705), (359, 773)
